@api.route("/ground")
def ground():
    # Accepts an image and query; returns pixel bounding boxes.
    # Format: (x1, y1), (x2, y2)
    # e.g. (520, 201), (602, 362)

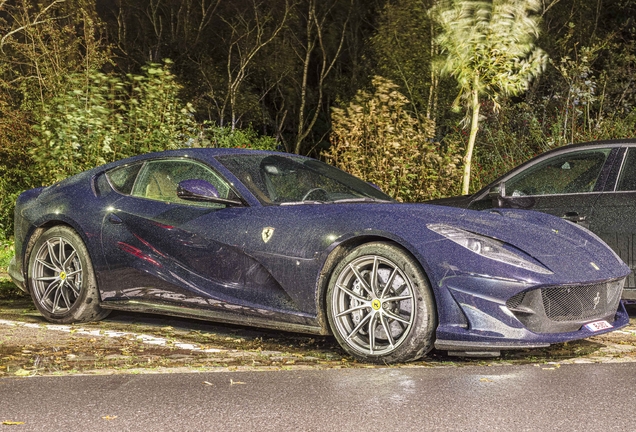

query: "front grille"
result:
(542, 280), (624, 322)
(506, 279), (625, 333)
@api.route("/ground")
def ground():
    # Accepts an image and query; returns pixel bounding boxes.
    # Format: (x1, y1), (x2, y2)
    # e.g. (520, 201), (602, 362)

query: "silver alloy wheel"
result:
(331, 254), (415, 356)
(31, 236), (83, 314)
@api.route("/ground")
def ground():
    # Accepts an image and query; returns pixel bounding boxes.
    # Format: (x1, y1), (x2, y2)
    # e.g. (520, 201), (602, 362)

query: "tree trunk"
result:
(461, 75), (480, 195)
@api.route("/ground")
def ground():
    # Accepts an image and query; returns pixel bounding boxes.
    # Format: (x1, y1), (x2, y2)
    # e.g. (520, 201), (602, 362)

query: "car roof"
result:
(548, 138), (636, 151)
(94, 148), (304, 171)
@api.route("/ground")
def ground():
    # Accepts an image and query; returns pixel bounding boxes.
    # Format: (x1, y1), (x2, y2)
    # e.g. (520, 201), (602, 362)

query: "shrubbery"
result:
(31, 61), (196, 185)
(0, 106), (38, 241)
(199, 124), (278, 151)
(326, 76), (462, 202)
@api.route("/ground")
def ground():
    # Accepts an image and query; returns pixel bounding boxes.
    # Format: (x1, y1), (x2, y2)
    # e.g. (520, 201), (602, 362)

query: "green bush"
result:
(31, 60), (196, 185)
(0, 239), (14, 270)
(0, 106), (38, 242)
(199, 123), (278, 151)
(326, 76), (462, 202)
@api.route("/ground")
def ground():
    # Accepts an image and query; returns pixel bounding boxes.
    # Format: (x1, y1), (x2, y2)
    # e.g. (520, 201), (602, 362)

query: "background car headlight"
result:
(427, 224), (553, 274)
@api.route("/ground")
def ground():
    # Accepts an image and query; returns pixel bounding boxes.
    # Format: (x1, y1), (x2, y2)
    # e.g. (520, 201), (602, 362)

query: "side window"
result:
(131, 159), (236, 207)
(105, 162), (143, 194)
(617, 148), (636, 191)
(504, 149), (611, 197)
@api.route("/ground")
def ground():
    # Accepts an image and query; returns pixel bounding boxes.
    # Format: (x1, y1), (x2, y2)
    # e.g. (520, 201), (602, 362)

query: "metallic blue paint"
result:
(11, 148), (632, 355)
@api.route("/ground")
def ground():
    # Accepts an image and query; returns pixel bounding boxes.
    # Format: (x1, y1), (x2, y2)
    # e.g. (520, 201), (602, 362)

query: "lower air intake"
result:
(506, 279), (625, 333)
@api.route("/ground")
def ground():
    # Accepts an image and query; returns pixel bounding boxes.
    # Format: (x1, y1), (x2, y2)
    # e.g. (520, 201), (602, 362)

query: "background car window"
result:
(617, 148), (636, 191)
(504, 149), (611, 197)
(131, 159), (236, 207)
(105, 163), (143, 194)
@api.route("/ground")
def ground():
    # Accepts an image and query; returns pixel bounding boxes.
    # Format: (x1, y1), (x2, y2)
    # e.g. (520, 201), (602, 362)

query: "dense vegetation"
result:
(0, 0), (634, 240)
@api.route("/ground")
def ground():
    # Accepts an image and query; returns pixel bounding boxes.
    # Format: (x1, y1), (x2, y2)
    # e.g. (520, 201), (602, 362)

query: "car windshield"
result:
(216, 154), (394, 205)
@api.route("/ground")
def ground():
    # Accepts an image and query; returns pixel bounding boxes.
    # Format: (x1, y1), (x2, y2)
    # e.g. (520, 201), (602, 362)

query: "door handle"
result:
(562, 212), (586, 223)
(107, 213), (123, 224)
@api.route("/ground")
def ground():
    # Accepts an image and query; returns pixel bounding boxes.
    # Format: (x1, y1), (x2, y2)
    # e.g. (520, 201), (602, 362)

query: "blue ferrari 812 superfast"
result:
(8, 149), (631, 362)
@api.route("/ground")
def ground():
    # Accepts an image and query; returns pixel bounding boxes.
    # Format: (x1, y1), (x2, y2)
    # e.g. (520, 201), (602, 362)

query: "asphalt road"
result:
(2, 362), (636, 431)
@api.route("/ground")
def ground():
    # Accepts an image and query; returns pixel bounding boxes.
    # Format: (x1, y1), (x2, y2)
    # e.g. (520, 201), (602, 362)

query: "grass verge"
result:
(0, 240), (27, 301)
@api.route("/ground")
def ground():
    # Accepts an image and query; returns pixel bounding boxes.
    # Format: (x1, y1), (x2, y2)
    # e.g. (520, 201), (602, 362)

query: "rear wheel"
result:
(27, 226), (110, 324)
(326, 242), (436, 363)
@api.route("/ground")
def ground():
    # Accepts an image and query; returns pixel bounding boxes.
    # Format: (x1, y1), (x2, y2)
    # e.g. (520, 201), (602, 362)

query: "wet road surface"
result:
(2, 362), (636, 431)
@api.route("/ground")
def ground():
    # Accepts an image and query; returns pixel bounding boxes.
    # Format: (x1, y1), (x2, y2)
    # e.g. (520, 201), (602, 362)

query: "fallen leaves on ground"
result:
(2, 300), (636, 376)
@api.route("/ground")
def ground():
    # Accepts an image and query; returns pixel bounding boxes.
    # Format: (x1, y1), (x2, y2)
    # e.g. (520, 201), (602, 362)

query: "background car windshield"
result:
(217, 154), (393, 205)
(504, 149), (611, 197)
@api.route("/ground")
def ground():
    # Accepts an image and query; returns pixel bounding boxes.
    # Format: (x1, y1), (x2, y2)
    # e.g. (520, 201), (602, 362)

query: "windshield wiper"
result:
(279, 200), (326, 206)
(279, 197), (393, 206)
(331, 197), (393, 204)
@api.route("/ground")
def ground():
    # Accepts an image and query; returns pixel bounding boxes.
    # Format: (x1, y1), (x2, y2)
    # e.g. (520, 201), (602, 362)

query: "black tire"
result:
(27, 226), (110, 324)
(326, 242), (436, 363)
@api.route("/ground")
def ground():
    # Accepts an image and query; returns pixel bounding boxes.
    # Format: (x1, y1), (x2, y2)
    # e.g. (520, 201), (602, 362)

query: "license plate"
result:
(584, 320), (613, 332)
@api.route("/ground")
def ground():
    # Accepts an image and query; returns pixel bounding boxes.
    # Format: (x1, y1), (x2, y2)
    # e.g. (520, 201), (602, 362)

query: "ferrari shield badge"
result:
(262, 227), (275, 243)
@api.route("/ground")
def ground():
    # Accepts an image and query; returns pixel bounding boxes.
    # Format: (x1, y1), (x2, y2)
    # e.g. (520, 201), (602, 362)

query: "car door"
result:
(588, 147), (636, 292)
(98, 157), (292, 313)
(474, 148), (619, 229)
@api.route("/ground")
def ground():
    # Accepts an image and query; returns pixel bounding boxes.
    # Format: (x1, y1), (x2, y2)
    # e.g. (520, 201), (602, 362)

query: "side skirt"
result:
(435, 339), (550, 352)
(100, 300), (330, 336)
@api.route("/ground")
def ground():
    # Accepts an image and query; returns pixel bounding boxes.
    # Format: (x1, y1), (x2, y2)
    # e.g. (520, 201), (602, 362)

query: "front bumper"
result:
(434, 275), (629, 355)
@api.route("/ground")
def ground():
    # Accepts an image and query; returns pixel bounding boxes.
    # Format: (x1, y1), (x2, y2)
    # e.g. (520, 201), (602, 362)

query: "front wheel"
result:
(326, 242), (436, 363)
(27, 226), (110, 324)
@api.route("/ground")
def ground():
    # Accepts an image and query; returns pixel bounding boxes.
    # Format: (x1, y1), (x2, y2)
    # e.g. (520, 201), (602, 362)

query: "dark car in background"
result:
(429, 139), (636, 299)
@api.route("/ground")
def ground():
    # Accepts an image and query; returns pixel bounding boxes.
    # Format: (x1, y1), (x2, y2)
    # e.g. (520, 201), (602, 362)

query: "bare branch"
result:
(1, 0), (67, 52)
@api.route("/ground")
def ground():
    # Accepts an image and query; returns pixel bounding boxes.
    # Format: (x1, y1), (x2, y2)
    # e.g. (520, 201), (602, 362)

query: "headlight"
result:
(427, 224), (552, 274)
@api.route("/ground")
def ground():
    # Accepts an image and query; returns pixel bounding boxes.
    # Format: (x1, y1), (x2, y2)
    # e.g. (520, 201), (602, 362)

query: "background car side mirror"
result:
(177, 179), (243, 207)
(488, 183), (506, 208)
(488, 183), (503, 198)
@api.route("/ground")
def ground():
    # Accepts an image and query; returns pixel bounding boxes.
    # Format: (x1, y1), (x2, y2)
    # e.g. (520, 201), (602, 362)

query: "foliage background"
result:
(0, 0), (635, 240)
(326, 76), (461, 202)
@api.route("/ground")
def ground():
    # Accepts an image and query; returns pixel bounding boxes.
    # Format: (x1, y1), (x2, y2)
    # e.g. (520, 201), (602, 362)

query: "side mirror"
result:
(177, 179), (243, 207)
(488, 183), (503, 198)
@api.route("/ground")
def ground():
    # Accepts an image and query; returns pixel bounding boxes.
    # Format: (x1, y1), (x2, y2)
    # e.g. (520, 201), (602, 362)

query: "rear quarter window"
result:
(105, 163), (143, 195)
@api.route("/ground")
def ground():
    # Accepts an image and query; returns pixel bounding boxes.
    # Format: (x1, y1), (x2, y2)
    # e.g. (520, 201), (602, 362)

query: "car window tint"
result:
(131, 159), (236, 207)
(505, 149), (611, 197)
(617, 148), (636, 191)
(105, 163), (143, 195)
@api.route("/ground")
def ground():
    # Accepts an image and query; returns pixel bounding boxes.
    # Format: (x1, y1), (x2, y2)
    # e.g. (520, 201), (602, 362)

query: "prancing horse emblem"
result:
(262, 227), (275, 243)
(592, 291), (601, 310)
